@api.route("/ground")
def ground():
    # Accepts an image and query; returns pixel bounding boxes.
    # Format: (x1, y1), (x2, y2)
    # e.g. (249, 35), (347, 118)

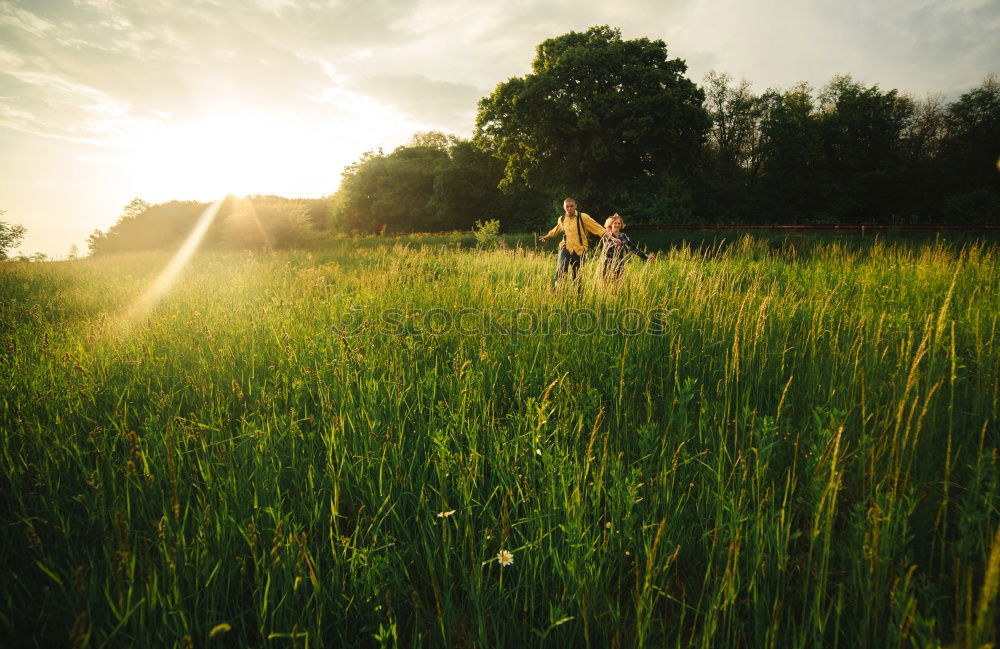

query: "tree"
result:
(122, 198), (151, 221)
(814, 75), (914, 222)
(87, 199), (207, 255)
(410, 131), (460, 152)
(937, 75), (1000, 223)
(475, 25), (710, 219)
(222, 196), (313, 249)
(751, 76), (919, 223)
(698, 71), (769, 221)
(902, 94), (948, 162)
(329, 134), (549, 234)
(756, 83), (823, 222)
(430, 140), (550, 231)
(430, 141), (506, 230)
(87, 229), (108, 256)
(704, 71), (767, 179)
(0, 210), (27, 261)
(330, 145), (451, 233)
(897, 94), (949, 220)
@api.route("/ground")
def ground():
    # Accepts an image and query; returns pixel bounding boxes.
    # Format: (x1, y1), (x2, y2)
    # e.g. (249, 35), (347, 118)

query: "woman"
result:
(599, 213), (652, 281)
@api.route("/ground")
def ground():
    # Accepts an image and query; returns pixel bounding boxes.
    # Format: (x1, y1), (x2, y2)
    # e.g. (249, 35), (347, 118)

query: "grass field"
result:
(1, 233), (998, 648)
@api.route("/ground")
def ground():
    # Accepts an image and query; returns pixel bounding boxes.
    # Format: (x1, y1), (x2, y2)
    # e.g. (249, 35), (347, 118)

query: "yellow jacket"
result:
(545, 212), (607, 254)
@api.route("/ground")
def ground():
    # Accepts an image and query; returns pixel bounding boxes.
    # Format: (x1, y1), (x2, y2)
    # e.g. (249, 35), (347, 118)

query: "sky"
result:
(1, 0), (998, 257)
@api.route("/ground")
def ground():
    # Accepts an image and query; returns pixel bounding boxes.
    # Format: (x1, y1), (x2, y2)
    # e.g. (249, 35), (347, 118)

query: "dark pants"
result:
(553, 247), (582, 291)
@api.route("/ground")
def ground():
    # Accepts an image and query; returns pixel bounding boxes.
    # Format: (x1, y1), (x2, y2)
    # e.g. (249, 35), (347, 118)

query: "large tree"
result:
(475, 25), (709, 220)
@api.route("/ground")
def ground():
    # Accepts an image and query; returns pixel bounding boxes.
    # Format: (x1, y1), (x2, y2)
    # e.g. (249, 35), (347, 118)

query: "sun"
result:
(123, 108), (329, 202)
(114, 85), (426, 207)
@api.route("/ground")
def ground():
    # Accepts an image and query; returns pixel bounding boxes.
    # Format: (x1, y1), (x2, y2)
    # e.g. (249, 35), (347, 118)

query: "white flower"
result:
(436, 510), (456, 518)
(497, 549), (514, 567)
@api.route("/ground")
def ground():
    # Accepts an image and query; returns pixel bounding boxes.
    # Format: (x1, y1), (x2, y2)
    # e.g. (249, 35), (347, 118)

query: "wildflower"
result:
(436, 510), (456, 518)
(497, 549), (514, 567)
(535, 448), (542, 456)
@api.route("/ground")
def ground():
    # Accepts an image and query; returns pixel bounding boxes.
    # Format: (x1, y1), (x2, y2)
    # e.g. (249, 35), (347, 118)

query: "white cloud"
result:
(0, 3), (58, 37)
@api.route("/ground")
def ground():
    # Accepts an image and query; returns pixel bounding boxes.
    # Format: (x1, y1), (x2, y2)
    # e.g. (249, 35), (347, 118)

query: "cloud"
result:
(652, 0), (1000, 95)
(349, 73), (482, 130)
(4, 0), (994, 153)
(0, 0), (995, 160)
(0, 0), (429, 140)
(0, 2), (59, 38)
(1, 0), (503, 150)
(0, 49), (143, 145)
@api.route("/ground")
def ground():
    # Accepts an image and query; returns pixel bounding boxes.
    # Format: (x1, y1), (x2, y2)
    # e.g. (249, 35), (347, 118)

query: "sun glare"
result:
(125, 198), (223, 321)
(126, 113), (276, 200)
(125, 110), (331, 201)
(117, 91), (426, 205)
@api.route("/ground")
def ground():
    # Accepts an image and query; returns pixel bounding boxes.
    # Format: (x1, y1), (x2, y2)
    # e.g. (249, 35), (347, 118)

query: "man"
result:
(539, 197), (616, 291)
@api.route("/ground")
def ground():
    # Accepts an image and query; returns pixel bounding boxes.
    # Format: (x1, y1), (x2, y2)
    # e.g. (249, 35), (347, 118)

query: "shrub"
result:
(473, 219), (501, 248)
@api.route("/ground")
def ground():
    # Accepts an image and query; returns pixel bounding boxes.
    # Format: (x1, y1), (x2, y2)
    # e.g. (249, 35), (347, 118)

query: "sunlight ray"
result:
(125, 198), (224, 321)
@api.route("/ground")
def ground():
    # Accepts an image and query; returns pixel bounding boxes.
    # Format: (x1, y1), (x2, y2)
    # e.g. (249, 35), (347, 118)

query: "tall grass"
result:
(1, 234), (997, 648)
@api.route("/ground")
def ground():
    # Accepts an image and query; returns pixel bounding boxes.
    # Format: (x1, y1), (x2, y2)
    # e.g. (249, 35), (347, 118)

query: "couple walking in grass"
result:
(538, 197), (652, 291)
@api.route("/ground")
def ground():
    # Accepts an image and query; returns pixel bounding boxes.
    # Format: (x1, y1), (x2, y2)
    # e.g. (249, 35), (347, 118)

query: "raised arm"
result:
(540, 218), (563, 241)
(620, 234), (648, 260)
(582, 213), (623, 244)
(581, 213), (607, 237)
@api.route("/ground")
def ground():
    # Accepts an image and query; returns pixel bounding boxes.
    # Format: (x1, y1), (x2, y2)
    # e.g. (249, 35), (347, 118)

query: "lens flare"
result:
(126, 198), (223, 321)
(227, 198), (271, 248)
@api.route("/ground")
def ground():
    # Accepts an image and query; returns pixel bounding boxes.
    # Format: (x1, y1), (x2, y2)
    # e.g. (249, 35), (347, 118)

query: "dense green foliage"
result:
(1, 234), (998, 647)
(329, 135), (548, 235)
(474, 27), (999, 228)
(475, 26), (710, 223)
(699, 73), (1000, 225)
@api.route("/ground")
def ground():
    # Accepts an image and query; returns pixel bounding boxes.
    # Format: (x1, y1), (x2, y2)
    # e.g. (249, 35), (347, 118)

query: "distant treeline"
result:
(86, 195), (328, 256)
(87, 26), (999, 255)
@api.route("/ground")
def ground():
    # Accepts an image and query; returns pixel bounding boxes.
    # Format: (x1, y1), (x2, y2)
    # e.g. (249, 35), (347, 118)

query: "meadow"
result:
(1, 233), (998, 648)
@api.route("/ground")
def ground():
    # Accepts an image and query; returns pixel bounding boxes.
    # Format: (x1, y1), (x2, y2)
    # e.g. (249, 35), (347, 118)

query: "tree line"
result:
(354, 26), (998, 231)
(68, 25), (1000, 256)
(84, 195), (329, 256)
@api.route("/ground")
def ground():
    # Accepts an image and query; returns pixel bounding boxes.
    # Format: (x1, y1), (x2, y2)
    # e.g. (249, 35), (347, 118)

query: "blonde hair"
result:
(605, 213), (624, 229)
